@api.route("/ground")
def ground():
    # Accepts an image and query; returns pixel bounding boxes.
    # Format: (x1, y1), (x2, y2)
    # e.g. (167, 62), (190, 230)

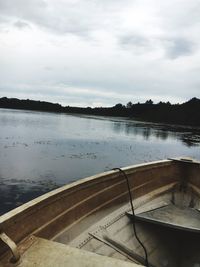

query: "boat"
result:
(0, 157), (200, 267)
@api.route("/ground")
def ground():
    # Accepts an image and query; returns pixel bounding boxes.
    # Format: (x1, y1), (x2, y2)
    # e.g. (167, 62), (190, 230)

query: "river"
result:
(0, 108), (200, 214)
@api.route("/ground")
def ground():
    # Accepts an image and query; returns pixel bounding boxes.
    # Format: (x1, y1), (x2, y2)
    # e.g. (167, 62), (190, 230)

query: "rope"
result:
(112, 168), (149, 267)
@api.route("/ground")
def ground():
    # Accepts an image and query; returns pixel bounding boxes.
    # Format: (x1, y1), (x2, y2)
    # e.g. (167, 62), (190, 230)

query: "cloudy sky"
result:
(0, 0), (200, 107)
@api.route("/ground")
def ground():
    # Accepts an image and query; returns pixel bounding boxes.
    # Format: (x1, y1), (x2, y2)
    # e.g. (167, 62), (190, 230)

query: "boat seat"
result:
(6, 237), (142, 267)
(127, 204), (200, 233)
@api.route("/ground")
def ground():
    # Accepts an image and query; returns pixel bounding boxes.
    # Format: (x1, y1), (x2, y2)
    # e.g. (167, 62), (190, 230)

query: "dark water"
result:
(0, 108), (200, 215)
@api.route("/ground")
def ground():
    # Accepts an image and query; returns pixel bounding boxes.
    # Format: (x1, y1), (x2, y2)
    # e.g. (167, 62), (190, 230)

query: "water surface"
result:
(0, 108), (200, 214)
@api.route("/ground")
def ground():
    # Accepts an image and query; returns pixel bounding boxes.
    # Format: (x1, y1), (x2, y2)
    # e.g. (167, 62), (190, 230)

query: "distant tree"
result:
(114, 103), (124, 109)
(126, 101), (133, 109)
(189, 97), (199, 102)
(145, 99), (153, 105)
(185, 97), (200, 105)
(158, 101), (171, 105)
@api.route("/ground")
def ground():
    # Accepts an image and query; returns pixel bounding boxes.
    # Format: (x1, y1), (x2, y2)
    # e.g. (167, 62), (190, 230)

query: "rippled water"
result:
(0, 108), (200, 214)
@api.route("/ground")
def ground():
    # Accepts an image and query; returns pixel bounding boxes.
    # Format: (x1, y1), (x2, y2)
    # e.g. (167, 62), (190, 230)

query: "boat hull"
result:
(0, 158), (200, 266)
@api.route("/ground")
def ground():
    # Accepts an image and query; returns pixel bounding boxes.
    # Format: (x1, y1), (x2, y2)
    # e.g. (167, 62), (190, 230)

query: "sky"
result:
(0, 0), (200, 107)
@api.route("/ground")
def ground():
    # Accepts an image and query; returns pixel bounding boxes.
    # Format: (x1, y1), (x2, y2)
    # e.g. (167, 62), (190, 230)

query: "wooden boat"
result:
(0, 157), (200, 267)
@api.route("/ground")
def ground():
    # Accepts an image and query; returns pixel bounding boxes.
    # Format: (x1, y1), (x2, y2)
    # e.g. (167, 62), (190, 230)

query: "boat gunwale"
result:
(1, 157), (200, 266)
(0, 159), (173, 225)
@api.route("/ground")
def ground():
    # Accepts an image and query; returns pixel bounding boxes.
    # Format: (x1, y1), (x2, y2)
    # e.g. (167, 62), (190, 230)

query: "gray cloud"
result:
(0, 0), (122, 37)
(119, 34), (150, 50)
(0, 0), (46, 23)
(44, 66), (53, 72)
(0, 0), (47, 18)
(163, 38), (195, 59)
(0, 0), (200, 106)
(13, 20), (30, 29)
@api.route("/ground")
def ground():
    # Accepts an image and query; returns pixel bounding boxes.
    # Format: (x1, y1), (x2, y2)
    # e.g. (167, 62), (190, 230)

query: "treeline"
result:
(0, 97), (62, 112)
(0, 97), (200, 126)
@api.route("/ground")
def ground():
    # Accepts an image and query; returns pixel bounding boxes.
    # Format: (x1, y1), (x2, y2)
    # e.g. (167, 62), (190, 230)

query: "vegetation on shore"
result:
(0, 96), (200, 126)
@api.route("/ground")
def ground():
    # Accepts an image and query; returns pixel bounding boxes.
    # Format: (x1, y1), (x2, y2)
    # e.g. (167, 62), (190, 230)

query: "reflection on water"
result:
(0, 109), (200, 214)
(111, 119), (200, 147)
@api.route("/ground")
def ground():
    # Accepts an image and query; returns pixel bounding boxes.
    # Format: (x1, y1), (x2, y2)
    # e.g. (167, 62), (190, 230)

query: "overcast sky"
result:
(0, 0), (200, 107)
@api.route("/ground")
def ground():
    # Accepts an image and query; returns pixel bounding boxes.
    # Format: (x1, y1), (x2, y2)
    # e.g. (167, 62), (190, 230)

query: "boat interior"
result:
(0, 158), (200, 267)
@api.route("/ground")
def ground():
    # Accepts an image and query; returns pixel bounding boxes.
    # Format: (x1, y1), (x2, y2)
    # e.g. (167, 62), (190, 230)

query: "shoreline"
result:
(0, 96), (200, 127)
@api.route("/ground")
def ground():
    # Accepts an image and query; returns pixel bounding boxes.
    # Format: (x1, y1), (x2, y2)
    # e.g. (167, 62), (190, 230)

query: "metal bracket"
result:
(0, 231), (20, 263)
(89, 227), (154, 266)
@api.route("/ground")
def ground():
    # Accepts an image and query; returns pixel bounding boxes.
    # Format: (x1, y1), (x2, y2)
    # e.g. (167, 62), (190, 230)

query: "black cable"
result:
(113, 167), (149, 267)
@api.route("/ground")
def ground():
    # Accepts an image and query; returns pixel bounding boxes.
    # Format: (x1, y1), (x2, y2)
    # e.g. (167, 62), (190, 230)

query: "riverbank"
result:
(0, 96), (200, 126)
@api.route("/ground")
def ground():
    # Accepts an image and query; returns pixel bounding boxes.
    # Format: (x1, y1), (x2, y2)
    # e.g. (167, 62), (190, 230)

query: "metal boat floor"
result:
(53, 193), (200, 266)
(131, 204), (200, 233)
(1, 237), (140, 267)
